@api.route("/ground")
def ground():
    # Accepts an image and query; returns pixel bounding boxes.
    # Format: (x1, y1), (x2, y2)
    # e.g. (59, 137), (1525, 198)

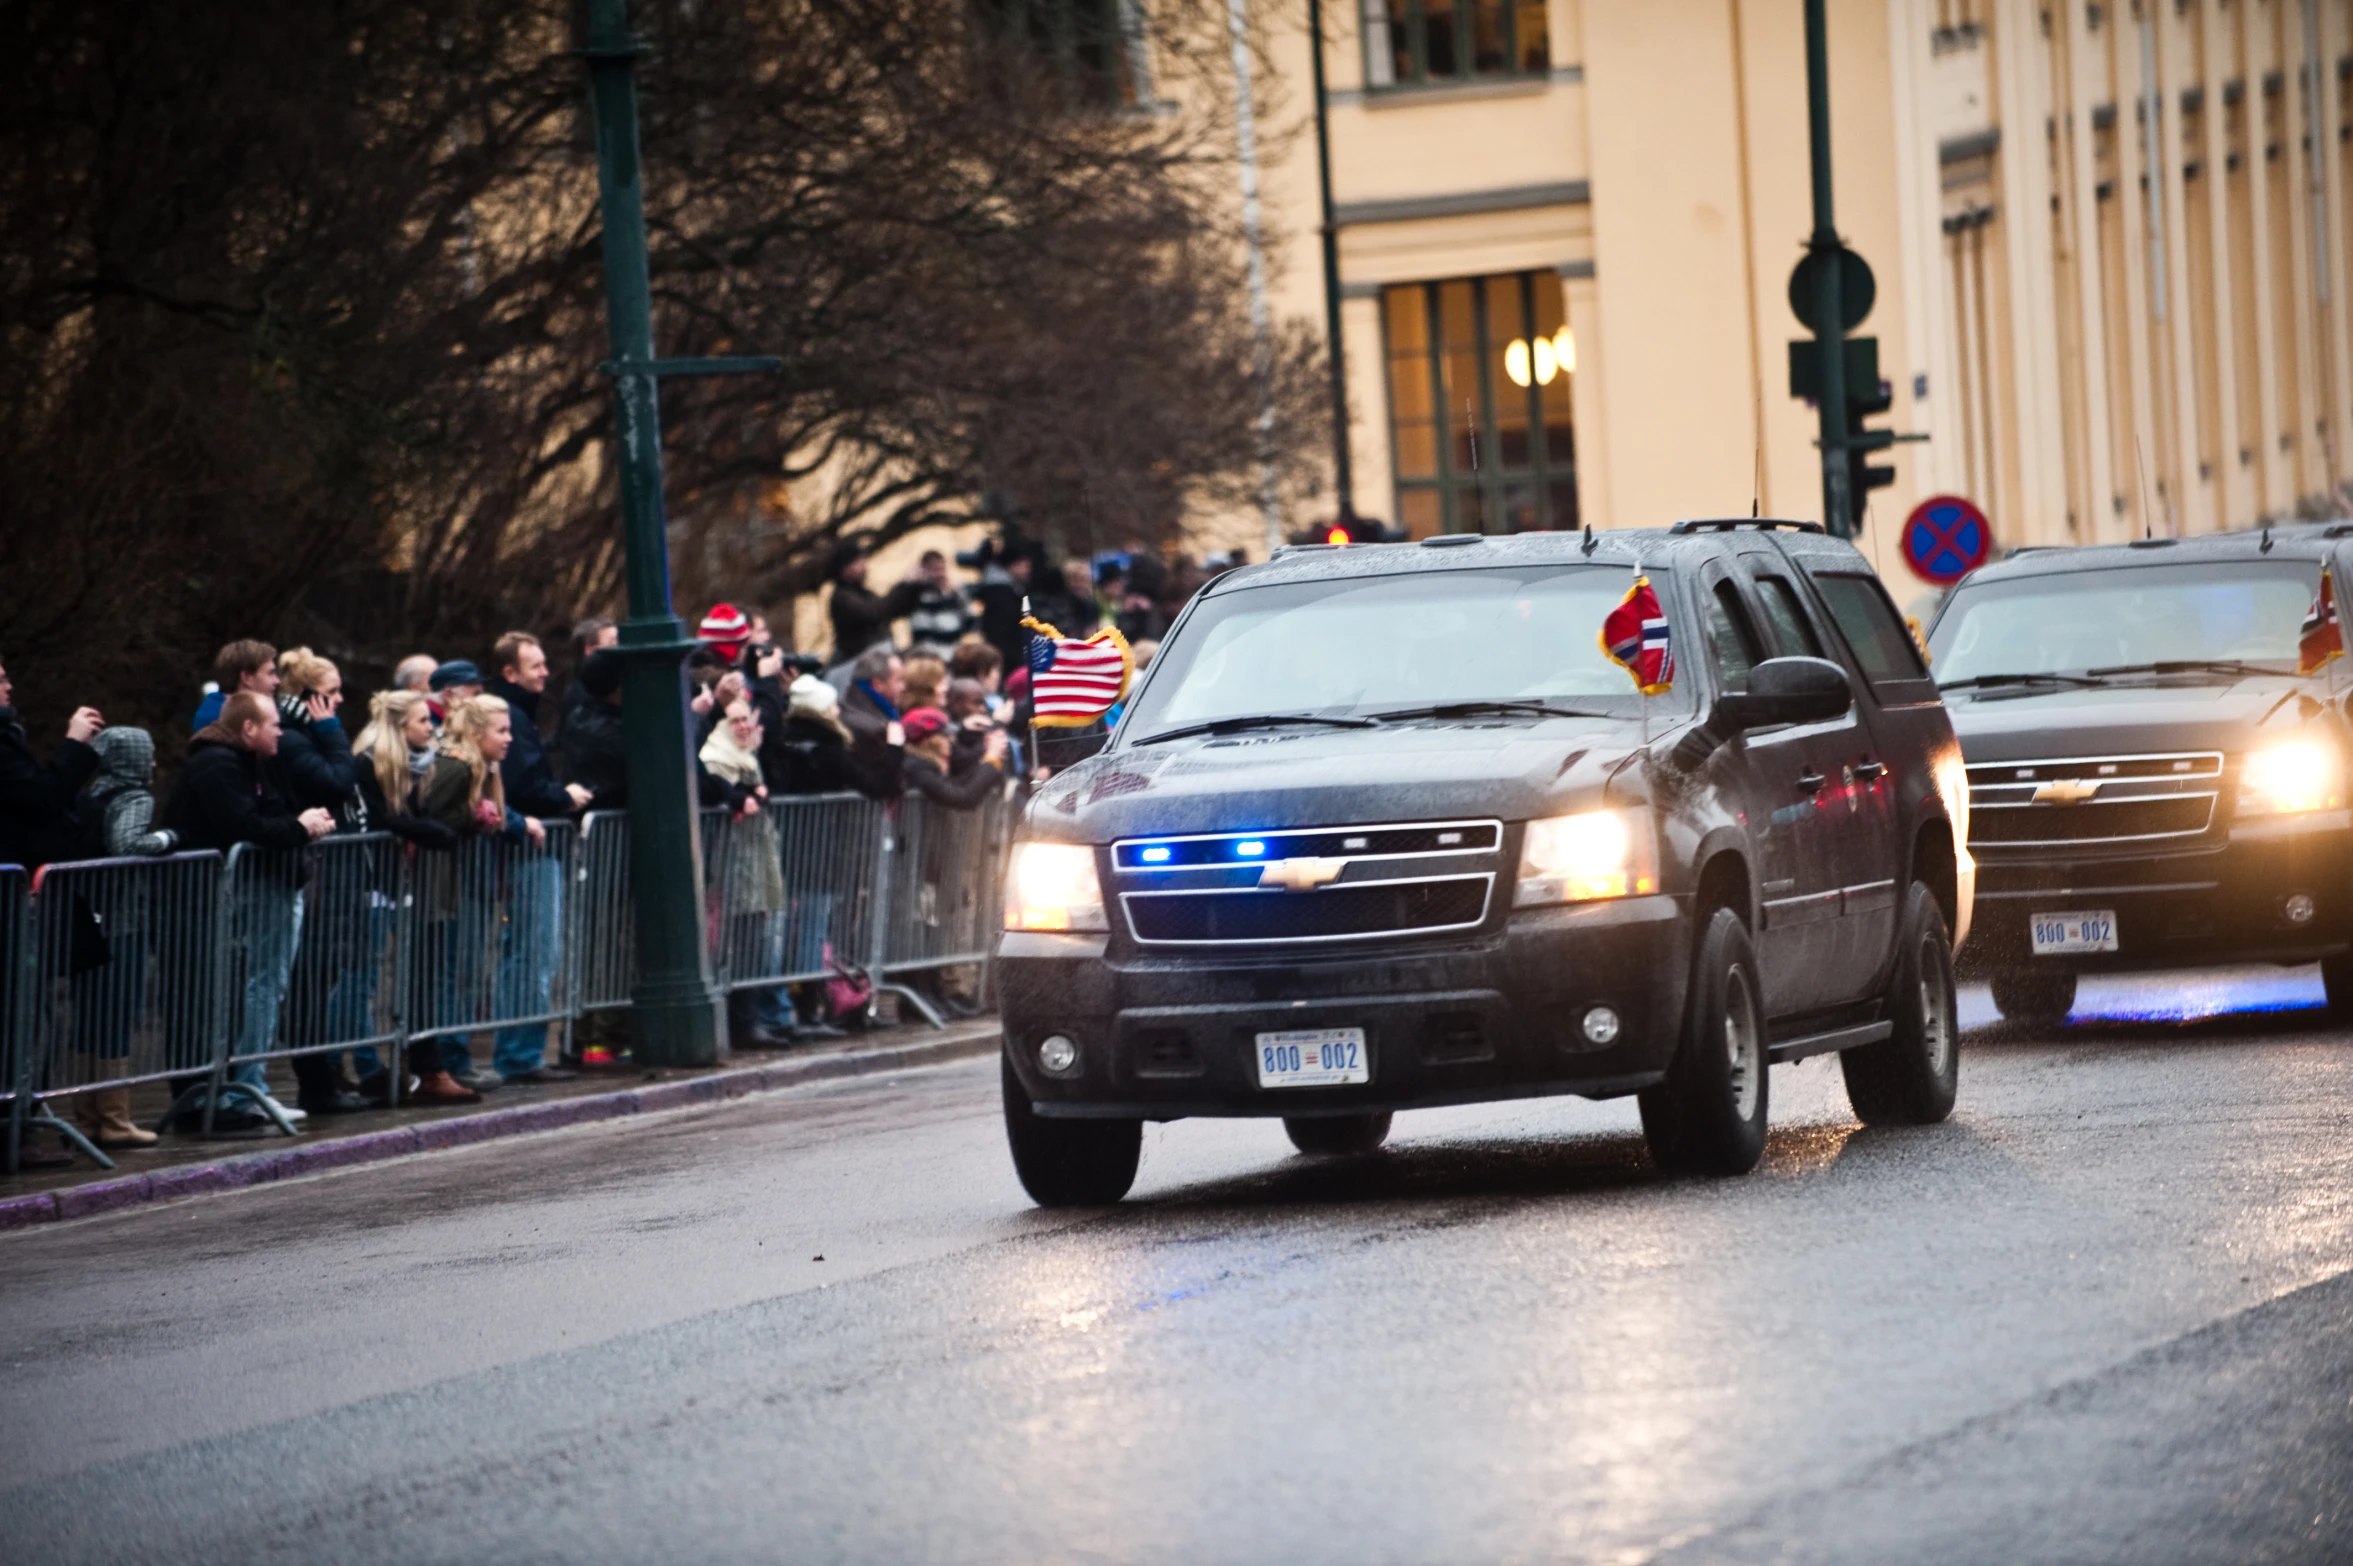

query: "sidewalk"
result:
(1, 1016), (1002, 1230)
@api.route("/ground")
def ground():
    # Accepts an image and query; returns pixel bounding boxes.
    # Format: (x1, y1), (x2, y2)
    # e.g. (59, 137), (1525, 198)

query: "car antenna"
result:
(1751, 394), (1763, 518)
(2134, 434), (2157, 541)
(2261, 525), (2273, 553)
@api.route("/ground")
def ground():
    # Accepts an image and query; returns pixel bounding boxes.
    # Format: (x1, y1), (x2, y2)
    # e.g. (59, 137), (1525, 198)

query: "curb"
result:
(0, 1027), (999, 1233)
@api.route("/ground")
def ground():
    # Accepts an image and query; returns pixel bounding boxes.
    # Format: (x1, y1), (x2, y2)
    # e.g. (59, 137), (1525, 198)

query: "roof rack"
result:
(1667, 518), (1827, 535)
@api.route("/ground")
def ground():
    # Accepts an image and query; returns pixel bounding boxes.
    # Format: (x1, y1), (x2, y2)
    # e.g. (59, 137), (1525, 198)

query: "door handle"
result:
(1853, 760), (1887, 782)
(1796, 771), (1828, 795)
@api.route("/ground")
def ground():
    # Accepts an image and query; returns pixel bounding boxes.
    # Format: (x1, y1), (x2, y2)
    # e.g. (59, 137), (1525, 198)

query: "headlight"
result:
(1515, 807), (1658, 907)
(2238, 742), (2345, 816)
(1005, 841), (1107, 932)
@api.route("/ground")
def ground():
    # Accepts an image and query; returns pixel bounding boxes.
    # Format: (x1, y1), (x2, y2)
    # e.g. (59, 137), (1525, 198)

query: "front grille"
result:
(1114, 820), (1500, 871)
(1123, 875), (1491, 945)
(1967, 750), (2222, 848)
(1971, 795), (2215, 844)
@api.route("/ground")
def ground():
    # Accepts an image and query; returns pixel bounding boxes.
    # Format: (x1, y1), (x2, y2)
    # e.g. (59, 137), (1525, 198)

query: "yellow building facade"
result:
(1216, 0), (2352, 583)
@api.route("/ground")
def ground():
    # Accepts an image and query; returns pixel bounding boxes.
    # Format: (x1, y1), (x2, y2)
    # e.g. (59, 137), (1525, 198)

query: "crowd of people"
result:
(0, 530), (1230, 1167)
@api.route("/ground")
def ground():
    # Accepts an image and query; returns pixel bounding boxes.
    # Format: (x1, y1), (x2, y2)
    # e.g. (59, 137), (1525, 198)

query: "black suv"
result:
(997, 522), (1975, 1205)
(1925, 526), (2353, 1025)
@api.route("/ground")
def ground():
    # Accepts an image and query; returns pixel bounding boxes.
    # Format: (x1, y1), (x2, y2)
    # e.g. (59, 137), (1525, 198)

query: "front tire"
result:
(1001, 1054), (1141, 1207)
(1990, 970), (2077, 1029)
(1640, 906), (1768, 1177)
(1285, 1112), (1392, 1156)
(1842, 883), (1960, 1125)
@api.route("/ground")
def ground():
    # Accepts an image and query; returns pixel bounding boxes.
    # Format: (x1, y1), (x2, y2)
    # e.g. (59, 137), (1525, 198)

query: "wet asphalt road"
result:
(2, 970), (2350, 1565)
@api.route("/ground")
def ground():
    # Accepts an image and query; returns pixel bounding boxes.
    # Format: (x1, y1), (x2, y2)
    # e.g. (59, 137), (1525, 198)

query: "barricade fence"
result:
(0, 786), (1016, 1171)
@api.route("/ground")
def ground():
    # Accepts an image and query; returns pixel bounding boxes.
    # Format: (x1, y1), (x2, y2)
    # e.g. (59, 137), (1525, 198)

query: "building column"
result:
(2151, 6), (2208, 532)
(2198, 0), (2251, 528)
(2244, 3), (2295, 514)
(1888, 0), (1951, 502)
(1994, 0), (2069, 543)
(2063, 0), (2121, 541)
(2277, 0), (2330, 502)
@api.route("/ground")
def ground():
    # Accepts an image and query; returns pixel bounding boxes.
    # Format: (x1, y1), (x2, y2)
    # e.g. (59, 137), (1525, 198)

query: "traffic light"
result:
(1846, 377), (1896, 510)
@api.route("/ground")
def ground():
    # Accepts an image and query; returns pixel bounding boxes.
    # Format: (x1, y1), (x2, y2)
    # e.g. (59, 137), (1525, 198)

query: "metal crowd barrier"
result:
(9, 852), (225, 1161)
(401, 822), (576, 1058)
(2, 785), (1016, 1172)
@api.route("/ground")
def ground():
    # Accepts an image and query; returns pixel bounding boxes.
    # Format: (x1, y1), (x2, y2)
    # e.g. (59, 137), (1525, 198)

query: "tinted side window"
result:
(1812, 572), (1928, 688)
(1752, 575), (1825, 658)
(1706, 580), (1764, 693)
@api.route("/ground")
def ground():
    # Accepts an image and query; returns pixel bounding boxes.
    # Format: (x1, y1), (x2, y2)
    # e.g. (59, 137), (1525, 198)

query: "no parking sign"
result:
(1900, 495), (1991, 584)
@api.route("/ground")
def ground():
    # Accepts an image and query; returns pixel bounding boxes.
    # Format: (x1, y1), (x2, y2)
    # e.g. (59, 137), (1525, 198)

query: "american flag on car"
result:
(1023, 613), (1134, 728)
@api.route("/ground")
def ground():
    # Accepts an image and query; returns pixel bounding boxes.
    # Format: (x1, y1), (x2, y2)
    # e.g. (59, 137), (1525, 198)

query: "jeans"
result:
(319, 898), (394, 1082)
(491, 857), (564, 1077)
(224, 887), (303, 1102)
(786, 893), (835, 975)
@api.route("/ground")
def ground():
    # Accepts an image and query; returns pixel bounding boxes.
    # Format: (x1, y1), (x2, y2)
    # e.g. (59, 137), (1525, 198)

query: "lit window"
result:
(1382, 272), (1580, 538)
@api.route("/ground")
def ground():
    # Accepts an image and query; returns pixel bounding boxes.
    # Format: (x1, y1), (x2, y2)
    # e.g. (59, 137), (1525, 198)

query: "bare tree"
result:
(0, 0), (1323, 751)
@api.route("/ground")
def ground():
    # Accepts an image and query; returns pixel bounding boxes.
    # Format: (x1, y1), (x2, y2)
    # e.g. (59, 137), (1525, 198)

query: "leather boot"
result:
(408, 1070), (482, 1106)
(76, 1084), (159, 1150)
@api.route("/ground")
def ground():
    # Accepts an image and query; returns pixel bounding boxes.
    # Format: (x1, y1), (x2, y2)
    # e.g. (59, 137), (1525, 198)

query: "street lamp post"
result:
(1802, 0), (1853, 540)
(581, 0), (777, 1066)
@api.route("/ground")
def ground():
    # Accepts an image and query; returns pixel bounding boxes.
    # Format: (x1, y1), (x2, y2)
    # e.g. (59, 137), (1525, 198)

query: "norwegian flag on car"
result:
(1023, 614), (1134, 728)
(2300, 570), (2343, 676)
(1601, 571), (1675, 696)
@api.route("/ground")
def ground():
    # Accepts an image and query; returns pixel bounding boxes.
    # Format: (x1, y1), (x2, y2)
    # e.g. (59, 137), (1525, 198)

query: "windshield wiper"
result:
(1131, 713), (1382, 747)
(2082, 658), (2288, 680)
(1369, 700), (1614, 723)
(1937, 672), (2108, 691)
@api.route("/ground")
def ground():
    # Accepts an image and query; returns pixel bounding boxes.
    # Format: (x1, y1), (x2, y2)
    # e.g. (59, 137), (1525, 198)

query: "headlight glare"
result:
(2238, 742), (2344, 816)
(1005, 842), (1107, 932)
(1516, 807), (1657, 907)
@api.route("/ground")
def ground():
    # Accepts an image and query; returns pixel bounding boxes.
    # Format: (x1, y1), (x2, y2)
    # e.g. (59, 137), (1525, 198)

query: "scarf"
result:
(853, 679), (901, 721)
(698, 720), (764, 787)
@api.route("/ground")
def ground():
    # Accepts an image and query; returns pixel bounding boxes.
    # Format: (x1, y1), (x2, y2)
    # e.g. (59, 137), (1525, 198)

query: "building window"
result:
(977, 0), (1140, 108)
(1383, 272), (1579, 537)
(1363, 1), (1549, 90)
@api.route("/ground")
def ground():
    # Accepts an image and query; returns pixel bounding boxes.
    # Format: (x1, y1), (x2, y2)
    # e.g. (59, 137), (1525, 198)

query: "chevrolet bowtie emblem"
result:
(2033, 778), (2102, 805)
(1259, 857), (1347, 891)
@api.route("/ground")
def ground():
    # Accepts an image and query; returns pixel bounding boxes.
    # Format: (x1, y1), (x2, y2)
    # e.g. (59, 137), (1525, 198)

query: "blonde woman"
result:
(408, 696), (545, 1102)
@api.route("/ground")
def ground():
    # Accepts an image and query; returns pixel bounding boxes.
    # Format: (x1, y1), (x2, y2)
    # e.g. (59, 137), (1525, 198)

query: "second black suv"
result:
(1926, 526), (2353, 1024)
(995, 522), (1975, 1205)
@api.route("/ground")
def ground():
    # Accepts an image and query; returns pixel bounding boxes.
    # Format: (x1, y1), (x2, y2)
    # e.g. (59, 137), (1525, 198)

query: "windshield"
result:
(1928, 560), (2323, 685)
(1120, 564), (1688, 743)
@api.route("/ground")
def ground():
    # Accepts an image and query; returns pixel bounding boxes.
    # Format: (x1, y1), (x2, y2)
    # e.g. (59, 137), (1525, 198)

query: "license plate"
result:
(1254, 1028), (1369, 1088)
(2029, 909), (2118, 955)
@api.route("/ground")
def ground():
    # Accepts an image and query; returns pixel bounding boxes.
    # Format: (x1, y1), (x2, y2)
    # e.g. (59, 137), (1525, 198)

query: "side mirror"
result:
(1715, 656), (1853, 731)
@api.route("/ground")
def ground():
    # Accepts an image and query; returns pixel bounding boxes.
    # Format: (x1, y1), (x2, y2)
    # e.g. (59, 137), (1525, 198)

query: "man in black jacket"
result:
(827, 544), (924, 665)
(164, 692), (334, 1131)
(0, 656), (105, 870)
(483, 632), (584, 1085)
(560, 648), (629, 811)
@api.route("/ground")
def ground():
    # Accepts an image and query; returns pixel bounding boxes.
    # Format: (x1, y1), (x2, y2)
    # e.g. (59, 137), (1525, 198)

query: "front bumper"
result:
(999, 894), (1690, 1119)
(1958, 813), (2353, 975)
